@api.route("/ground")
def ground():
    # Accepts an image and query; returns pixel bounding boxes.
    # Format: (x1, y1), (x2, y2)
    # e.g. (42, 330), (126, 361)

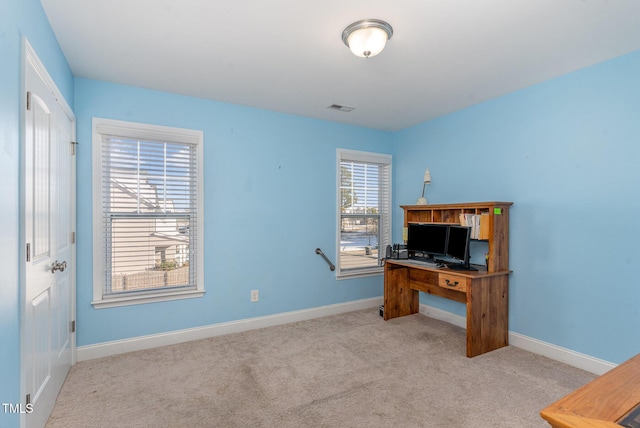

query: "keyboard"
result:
(401, 259), (443, 269)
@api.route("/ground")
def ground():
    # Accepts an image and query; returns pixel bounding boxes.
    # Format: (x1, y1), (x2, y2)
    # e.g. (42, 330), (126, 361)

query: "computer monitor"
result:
(407, 223), (448, 260)
(446, 225), (474, 270)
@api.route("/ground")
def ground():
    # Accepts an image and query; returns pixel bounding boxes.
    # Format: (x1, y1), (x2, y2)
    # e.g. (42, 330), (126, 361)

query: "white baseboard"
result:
(419, 303), (616, 375)
(77, 298), (615, 376)
(507, 332), (616, 375)
(77, 297), (383, 362)
(419, 304), (467, 329)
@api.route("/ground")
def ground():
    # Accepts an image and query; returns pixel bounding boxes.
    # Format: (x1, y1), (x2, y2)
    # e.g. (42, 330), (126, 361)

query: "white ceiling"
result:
(41, 0), (640, 131)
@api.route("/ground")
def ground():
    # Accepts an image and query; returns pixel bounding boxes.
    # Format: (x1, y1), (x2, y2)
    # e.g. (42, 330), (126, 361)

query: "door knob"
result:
(51, 260), (67, 274)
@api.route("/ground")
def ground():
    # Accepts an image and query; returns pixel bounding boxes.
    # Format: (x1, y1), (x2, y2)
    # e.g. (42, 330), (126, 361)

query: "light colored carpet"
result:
(46, 309), (595, 427)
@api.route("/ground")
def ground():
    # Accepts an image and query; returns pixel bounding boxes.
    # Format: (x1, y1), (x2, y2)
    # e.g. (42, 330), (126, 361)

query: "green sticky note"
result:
(493, 208), (502, 215)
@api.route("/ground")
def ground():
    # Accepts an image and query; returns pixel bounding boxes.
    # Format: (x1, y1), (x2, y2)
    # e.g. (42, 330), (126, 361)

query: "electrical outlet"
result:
(250, 289), (259, 302)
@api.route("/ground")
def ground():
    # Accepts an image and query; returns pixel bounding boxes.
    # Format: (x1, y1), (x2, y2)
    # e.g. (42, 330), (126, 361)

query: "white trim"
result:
(23, 40), (77, 364)
(336, 148), (392, 279)
(419, 303), (616, 375)
(336, 148), (392, 165)
(21, 38), (78, 428)
(419, 303), (467, 329)
(91, 289), (206, 309)
(336, 270), (383, 280)
(91, 118), (205, 308)
(24, 39), (75, 122)
(508, 331), (616, 375)
(77, 297), (383, 361)
(94, 119), (202, 145)
(76, 296), (616, 376)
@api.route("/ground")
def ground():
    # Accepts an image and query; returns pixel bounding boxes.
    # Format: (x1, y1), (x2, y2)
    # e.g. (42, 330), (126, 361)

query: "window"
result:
(337, 149), (392, 278)
(92, 118), (204, 308)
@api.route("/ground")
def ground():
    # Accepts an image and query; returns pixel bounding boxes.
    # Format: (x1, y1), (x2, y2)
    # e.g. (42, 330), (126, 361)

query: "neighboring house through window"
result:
(337, 149), (392, 278)
(92, 118), (204, 308)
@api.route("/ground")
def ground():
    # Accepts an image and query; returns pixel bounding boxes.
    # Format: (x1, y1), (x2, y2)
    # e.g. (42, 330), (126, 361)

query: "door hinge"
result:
(26, 91), (31, 111)
(70, 141), (79, 155)
(71, 320), (76, 333)
(71, 231), (76, 244)
(26, 243), (31, 262)
(26, 393), (31, 406)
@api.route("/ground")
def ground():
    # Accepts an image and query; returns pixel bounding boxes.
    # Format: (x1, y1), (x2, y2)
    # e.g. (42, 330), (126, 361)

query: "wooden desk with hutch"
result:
(383, 202), (513, 358)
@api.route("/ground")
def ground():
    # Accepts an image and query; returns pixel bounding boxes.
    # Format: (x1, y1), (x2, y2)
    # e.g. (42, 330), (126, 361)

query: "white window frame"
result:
(336, 149), (392, 279)
(92, 118), (204, 308)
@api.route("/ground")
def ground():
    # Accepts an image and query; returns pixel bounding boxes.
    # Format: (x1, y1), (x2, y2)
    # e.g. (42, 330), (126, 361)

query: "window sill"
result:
(92, 289), (205, 309)
(336, 269), (383, 280)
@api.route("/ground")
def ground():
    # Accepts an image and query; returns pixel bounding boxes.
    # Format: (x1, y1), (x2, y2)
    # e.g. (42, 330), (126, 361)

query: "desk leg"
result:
(466, 276), (509, 357)
(384, 264), (418, 320)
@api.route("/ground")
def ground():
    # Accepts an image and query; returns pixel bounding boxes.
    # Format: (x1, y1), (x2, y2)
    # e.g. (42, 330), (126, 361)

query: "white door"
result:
(22, 42), (76, 428)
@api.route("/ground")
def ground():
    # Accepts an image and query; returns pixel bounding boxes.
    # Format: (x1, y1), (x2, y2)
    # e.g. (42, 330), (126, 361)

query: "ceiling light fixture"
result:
(342, 19), (393, 58)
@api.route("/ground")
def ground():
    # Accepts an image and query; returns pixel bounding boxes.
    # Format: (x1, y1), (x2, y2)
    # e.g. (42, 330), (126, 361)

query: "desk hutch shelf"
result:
(401, 201), (512, 272)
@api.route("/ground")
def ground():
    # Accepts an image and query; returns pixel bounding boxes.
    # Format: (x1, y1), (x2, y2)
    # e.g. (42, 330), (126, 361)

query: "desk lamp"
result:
(416, 169), (431, 205)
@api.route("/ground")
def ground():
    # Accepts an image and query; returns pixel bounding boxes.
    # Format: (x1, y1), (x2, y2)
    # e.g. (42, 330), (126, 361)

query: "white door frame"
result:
(20, 37), (76, 427)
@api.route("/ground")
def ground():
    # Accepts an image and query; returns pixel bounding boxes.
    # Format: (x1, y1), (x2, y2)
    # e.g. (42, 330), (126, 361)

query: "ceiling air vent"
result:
(327, 104), (355, 112)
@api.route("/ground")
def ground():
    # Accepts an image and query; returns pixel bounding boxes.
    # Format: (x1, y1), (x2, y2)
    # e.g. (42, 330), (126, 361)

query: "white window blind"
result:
(337, 149), (391, 277)
(93, 118), (204, 308)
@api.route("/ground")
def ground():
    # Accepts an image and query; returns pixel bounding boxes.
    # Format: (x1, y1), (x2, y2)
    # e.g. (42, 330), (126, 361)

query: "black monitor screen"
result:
(446, 226), (471, 263)
(407, 224), (448, 257)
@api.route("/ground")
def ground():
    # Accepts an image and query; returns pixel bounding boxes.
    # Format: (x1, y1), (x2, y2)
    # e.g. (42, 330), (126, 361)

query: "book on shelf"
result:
(459, 213), (490, 240)
(479, 213), (490, 240)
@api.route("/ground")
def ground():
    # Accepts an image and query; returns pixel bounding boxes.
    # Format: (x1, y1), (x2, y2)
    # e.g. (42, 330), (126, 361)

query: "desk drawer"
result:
(438, 274), (468, 293)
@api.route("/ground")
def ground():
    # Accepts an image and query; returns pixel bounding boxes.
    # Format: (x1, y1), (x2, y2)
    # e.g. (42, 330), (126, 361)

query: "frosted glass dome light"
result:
(342, 19), (393, 58)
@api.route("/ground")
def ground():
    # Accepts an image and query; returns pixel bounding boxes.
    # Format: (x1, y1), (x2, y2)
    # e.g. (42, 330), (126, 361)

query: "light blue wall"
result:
(3, 2), (640, 423)
(0, 0), (74, 425)
(74, 78), (391, 346)
(392, 50), (640, 364)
